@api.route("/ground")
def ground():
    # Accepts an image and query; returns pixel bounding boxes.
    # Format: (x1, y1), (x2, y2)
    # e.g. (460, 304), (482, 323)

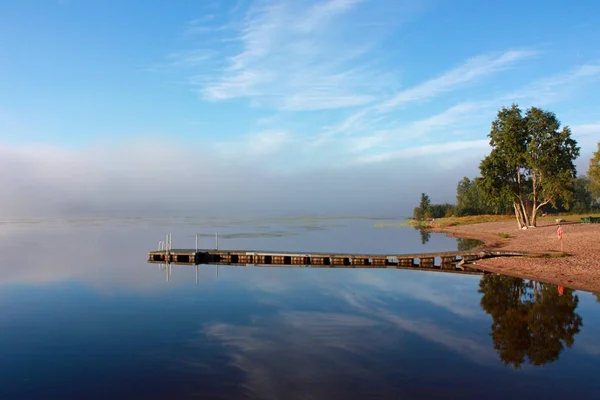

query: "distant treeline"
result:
(414, 175), (600, 221)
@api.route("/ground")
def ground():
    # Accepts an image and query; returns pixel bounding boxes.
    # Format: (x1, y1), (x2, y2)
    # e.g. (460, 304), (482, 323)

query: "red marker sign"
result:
(557, 225), (564, 252)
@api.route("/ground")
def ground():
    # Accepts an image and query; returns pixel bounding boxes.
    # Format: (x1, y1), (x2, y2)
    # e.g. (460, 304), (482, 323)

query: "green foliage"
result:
(414, 193), (456, 220)
(589, 142), (600, 200)
(498, 232), (510, 239)
(414, 193), (446, 220)
(540, 175), (598, 214)
(429, 203), (456, 219)
(419, 193), (431, 218)
(479, 104), (580, 227)
(456, 176), (511, 216)
(478, 275), (582, 368)
(412, 206), (423, 221)
(570, 176), (595, 213)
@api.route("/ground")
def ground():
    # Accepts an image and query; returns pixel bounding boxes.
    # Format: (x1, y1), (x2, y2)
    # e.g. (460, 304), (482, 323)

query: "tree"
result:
(412, 193), (432, 220)
(456, 176), (511, 216)
(478, 275), (583, 369)
(540, 176), (597, 214)
(419, 193), (431, 219)
(412, 207), (423, 220)
(571, 176), (594, 213)
(456, 177), (479, 215)
(429, 203), (455, 218)
(589, 142), (600, 200)
(480, 105), (580, 228)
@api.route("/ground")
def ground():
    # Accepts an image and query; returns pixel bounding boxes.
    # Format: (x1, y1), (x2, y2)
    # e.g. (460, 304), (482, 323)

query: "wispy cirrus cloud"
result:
(571, 123), (600, 137)
(161, 2), (600, 173)
(377, 49), (538, 112)
(315, 49), (537, 145)
(503, 63), (600, 104)
(317, 57), (600, 166)
(355, 139), (490, 164)
(183, 0), (423, 111)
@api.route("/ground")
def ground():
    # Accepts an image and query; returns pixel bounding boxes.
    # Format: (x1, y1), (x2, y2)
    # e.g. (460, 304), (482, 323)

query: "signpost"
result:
(557, 225), (563, 252)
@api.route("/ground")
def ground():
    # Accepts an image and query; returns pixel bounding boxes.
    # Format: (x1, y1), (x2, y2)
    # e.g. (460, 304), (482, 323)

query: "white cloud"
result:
(184, 0), (418, 111)
(378, 50), (537, 112)
(314, 50), (536, 145)
(313, 57), (600, 169)
(355, 139), (490, 164)
(571, 123), (600, 137)
(503, 63), (600, 104)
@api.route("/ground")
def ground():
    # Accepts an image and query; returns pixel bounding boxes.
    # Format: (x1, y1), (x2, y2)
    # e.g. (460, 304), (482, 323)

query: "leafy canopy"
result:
(479, 104), (580, 227)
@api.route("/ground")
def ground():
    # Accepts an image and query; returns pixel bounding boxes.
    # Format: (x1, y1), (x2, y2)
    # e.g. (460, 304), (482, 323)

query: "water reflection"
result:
(157, 263), (587, 372)
(457, 237), (484, 251)
(1, 218), (600, 399)
(414, 226), (432, 244)
(413, 228), (483, 250)
(479, 275), (583, 369)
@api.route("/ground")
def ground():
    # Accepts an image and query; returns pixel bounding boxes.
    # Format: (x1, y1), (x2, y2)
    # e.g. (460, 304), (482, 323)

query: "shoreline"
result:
(428, 220), (600, 294)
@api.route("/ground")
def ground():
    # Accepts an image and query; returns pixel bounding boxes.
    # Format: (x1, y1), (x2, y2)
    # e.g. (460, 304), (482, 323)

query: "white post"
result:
(215, 232), (219, 250)
(165, 234), (169, 262)
(195, 234), (198, 252)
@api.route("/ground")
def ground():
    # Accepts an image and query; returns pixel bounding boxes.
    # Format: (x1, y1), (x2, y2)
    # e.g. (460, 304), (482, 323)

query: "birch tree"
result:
(480, 105), (580, 228)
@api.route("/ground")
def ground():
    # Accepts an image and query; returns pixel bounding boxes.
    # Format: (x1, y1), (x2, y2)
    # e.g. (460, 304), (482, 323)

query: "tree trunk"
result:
(531, 199), (551, 228)
(513, 202), (524, 229)
(519, 199), (531, 228)
(531, 173), (538, 227)
(530, 206), (537, 227)
(515, 168), (531, 227)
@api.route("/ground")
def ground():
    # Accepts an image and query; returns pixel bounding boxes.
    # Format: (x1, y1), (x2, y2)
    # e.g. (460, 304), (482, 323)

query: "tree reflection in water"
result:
(456, 238), (484, 251)
(478, 274), (583, 369)
(414, 226), (431, 245)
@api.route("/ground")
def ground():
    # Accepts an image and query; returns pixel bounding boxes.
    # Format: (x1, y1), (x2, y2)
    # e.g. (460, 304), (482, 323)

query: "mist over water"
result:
(1, 216), (599, 399)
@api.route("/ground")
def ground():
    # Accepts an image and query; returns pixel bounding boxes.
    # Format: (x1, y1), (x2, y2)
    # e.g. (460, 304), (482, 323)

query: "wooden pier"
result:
(149, 248), (481, 266)
(146, 248), (536, 274)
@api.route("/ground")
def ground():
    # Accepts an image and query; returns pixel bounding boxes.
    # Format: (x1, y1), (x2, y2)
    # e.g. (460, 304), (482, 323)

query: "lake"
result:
(1, 216), (599, 399)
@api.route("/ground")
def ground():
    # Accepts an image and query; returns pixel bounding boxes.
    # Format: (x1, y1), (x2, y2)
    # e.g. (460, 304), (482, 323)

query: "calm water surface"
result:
(1, 216), (599, 399)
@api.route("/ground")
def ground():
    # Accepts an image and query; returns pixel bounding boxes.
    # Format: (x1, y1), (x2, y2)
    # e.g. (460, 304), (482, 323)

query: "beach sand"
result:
(433, 220), (600, 293)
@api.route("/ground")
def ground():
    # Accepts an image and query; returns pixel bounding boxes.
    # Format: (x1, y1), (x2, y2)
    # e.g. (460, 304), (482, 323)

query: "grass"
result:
(537, 213), (600, 223)
(375, 212), (600, 230)
(498, 232), (511, 239)
(526, 252), (570, 258)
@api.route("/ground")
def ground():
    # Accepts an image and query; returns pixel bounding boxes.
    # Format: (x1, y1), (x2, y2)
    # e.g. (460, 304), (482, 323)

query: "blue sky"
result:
(1, 0), (599, 216)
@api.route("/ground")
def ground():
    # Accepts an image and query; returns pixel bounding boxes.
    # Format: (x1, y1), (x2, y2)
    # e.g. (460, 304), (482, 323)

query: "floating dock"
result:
(146, 247), (536, 272)
(148, 248), (487, 266)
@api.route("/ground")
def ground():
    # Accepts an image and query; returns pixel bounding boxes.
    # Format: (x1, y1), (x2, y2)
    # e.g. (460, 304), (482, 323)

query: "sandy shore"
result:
(432, 220), (600, 293)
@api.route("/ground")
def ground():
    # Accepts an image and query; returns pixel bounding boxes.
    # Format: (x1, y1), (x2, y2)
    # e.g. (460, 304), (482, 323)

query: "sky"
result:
(1, 0), (599, 217)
